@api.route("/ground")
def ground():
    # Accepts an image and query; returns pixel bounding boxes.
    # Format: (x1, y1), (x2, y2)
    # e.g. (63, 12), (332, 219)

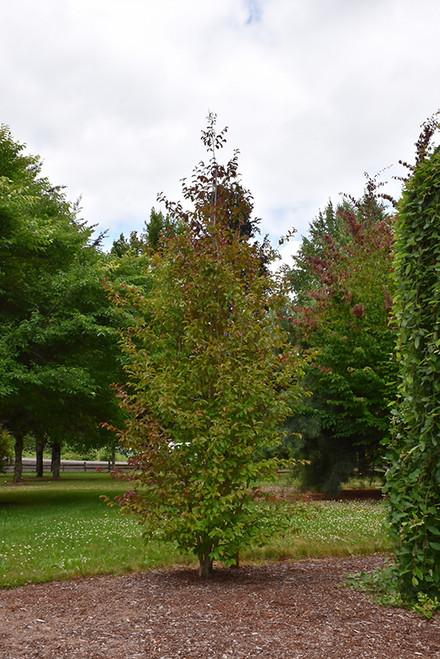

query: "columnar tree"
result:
(384, 117), (440, 601)
(109, 114), (306, 578)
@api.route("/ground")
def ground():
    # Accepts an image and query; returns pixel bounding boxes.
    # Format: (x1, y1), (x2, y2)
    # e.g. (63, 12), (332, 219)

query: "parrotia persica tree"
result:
(109, 114), (306, 578)
(384, 116), (440, 602)
(287, 181), (397, 495)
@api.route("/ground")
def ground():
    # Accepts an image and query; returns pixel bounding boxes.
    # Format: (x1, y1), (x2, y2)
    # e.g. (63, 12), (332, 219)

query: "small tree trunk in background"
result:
(36, 437), (46, 478)
(198, 551), (213, 579)
(13, 432), (24, 485)
(51, 442), (61, 480)
(111, 444), (116, 470)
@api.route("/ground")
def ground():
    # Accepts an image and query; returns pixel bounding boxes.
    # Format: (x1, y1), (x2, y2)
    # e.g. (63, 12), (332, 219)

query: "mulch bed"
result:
(1, 554), (439, 658)
(257, 486), (384, 502)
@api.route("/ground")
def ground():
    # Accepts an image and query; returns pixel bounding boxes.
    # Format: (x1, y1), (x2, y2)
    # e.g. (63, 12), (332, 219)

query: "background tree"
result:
(286, 181), (397, 494)
(0, 125), (127, 481)
(144, 207), (175, 251)
(109, 114), (306, 578)
(384, 116), (440, 603)
(110, 207), (174, 257)
(110, 230), (145, 257)
(0, 425), (12, 472)
(288, 200), (348, 303)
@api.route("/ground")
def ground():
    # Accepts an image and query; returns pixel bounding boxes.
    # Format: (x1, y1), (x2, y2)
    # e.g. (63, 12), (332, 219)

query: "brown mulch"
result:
(1, 555), (439, 658)
(257, 486), (384, 502)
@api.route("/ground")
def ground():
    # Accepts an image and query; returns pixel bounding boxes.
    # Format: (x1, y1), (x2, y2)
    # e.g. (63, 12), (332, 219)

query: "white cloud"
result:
(1, 0), (440, 259)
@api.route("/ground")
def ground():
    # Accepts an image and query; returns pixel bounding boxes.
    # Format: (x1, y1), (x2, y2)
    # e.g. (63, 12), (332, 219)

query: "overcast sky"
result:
(1, 0), (440, 263)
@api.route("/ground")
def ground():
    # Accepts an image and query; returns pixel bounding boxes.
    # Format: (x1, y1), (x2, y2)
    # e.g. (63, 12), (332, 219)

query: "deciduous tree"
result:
(0, 125), (126, 481)
(287, 181), (396, 494)
(384, 116), (440, 602)
(109, 114), (306, 577)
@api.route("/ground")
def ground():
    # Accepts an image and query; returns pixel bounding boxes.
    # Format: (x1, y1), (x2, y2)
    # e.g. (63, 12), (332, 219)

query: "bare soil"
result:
(1, 555), (439, 658)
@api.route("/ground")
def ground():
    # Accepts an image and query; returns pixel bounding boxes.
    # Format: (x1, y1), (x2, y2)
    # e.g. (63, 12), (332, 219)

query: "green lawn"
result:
(0, 473), (391, 589)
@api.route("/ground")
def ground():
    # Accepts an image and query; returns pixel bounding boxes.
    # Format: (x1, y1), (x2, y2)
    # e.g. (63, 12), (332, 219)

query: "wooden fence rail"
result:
(5, 458), (132, 473)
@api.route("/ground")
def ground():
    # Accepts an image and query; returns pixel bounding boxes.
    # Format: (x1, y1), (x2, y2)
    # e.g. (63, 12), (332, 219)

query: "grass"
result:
(0, 473), (392, 589)
(244, 499), (390, 563)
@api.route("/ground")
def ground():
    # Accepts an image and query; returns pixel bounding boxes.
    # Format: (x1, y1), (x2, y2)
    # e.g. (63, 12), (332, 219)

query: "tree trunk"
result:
(13, 432), (24, 485)
(36, 437), (46, 478)
(51, 442), (61, 480)
(198, 550), (213, 579)
(110, 444), (116, 470)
